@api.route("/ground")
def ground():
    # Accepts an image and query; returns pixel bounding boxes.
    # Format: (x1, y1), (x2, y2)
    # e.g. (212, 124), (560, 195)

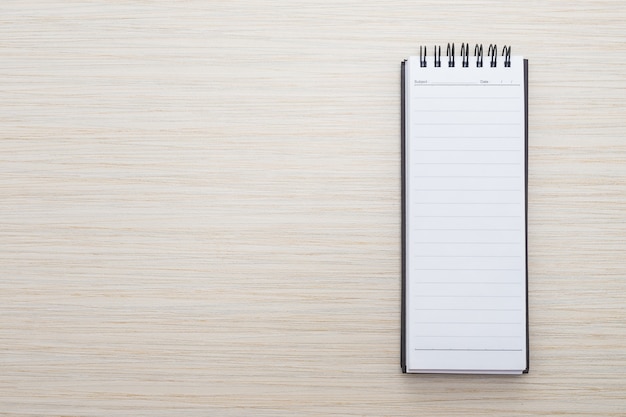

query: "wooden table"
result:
(2, 1), (625, 416)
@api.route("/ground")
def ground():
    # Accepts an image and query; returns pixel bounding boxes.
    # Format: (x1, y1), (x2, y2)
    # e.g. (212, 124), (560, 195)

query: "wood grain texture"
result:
(1, 1), (625, 416)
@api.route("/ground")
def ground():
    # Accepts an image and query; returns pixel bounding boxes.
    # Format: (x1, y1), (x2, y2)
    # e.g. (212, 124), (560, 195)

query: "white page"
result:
(405, 55), (527, 373)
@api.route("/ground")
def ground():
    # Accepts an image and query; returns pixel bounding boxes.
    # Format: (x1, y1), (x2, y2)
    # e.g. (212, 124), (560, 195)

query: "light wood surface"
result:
(2, 1), (626, 416)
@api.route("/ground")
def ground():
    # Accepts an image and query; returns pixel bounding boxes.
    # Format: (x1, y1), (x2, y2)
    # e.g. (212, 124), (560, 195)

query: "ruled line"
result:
(413, 188), (521, 192)
(414, 110), (520, 113)
(412, 308), (522, 311)
(413, 268), (521, 271)
(413, 215), (520, 218)
(416, 322), (522, 324)
(415, 123), (521, 126)
(413, 254), (521, 256)
(412, 242), (521, 244)
(414, 84), (521, 87)
(413, 229), (521, 232)
(414, 162), (521, 165)
(413, 136), (520, 139)
(413, 202), (520, 205)
(414, 349), (523, 351)
(413, 97), (520, 99)
(414, 295), (522, 298)
(416, 282), (522, 285)
(415, 335), (522, 338)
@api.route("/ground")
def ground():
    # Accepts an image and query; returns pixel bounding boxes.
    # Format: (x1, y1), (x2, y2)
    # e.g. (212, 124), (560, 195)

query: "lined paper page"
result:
(405, 56), (527, 373)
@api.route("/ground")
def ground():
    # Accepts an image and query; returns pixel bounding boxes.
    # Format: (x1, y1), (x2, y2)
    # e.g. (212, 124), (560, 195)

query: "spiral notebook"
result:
(401, 44), (528, 374)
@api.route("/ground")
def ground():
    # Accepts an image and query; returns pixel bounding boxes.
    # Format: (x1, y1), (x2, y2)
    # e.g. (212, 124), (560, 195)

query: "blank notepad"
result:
(401, 44), (529, 374)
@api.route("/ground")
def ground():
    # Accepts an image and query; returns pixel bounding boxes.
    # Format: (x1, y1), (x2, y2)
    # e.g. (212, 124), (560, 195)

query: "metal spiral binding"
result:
(488, 44), (498, 67)
(474, 44), (483, 67)
(447, 43), (455, 67)
(419, 46), (427, 67)
(461, 43), (469, 67)
(502, 45), (511, 67)
(418, 44), (512, 68)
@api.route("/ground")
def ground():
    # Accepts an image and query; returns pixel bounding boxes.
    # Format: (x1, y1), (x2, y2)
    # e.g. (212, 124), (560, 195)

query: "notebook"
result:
(401, 43), (528, 374)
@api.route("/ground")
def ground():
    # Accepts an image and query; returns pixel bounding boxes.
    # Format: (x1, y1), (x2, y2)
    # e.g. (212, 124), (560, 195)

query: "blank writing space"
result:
(413, 309), (523, 324)
(412, 203), (521, 217)
(411, 97), (521, 109)
(412, 229), (522, 244)
(413, 335), (523, 351)
(412, 242), (523, 257)
(412, 255), (523, 270)
(412, 163), (522, 177)
(414, 182), (521, 193)
(413, 110), (520, 124)
(413, 296), (521, 311)
(411, 101), (521, 113)
(415, 323), (522, 338)
(412, 176), (520, 191)
(413, 282), (523, 297)
(412, 216), (522, 230)
(410, 350), (525, 373)
(415, 138), (522, 151)
(412, 190), (521, 204)
(410, 269), (524, 283)
(414, 124), (522, 138)
(413, 150), (521, 164)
